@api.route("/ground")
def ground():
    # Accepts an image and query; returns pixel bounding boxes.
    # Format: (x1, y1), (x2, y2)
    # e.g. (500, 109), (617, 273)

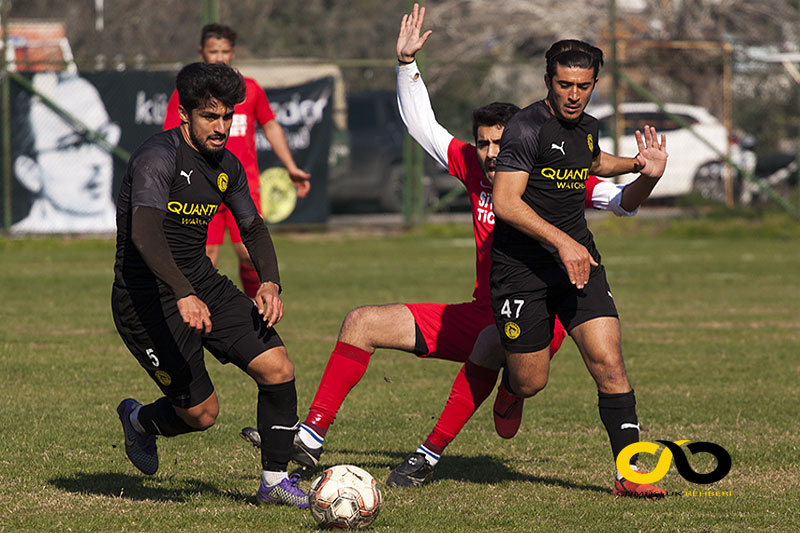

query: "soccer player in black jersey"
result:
(491, 41), (669, 498)
(111, 62), (308, 508)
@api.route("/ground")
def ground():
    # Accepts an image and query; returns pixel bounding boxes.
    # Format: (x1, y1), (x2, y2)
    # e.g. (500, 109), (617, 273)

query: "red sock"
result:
(425, 360), (499, 451)
(239, 263), (260, 299)
(305, 341), (372, 435)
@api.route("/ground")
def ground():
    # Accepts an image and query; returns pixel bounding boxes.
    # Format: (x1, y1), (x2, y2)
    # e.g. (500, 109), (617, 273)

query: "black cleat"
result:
(240, 426), (261, 448)
(291, 431), (322, 468)
(240, 426), (322, 468)
(386, 452), (434, 487)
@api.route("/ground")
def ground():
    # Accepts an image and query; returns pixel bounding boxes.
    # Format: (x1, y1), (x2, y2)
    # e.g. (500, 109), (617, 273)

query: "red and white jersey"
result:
(163, 77), (276, 187)
(396, 61), (635, 307)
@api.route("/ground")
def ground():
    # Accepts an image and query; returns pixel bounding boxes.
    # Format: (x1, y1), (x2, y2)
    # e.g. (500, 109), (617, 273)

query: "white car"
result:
(587, 102), (755, 199)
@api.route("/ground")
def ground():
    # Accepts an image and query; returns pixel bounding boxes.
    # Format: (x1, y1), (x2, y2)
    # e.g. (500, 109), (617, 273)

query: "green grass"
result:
(1, 213), (798, 531)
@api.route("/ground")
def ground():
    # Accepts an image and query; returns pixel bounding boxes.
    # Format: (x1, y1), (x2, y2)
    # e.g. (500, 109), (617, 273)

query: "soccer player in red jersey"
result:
(163, 24), (310, 299)
(243, 5), (664, 492)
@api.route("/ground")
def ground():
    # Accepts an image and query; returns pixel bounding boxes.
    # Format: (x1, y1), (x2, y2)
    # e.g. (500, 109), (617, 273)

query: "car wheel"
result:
(692, 161), (732, 203)
(380, 164), (435, 213)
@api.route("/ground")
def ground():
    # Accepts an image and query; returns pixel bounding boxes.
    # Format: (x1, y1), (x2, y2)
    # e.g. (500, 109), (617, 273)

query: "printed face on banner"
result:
(13, 73), (120, 233)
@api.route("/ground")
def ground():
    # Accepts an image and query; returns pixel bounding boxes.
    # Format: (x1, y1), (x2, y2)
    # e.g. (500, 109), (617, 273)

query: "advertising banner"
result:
(1, 71), (331, 233)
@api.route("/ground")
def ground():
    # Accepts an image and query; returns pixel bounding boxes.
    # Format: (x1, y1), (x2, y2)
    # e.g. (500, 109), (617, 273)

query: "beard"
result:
(188, 121), (227, 158)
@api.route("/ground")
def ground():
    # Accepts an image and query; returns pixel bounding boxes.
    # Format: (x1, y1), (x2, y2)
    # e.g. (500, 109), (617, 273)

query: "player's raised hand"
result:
(289, 166), (311, 198)
(177, 294), (212, 334)
(397, 3), (432, 64)
(255, 281), (283, 328)
(634, 125), (668, 179)
(557, 238), (598, 290)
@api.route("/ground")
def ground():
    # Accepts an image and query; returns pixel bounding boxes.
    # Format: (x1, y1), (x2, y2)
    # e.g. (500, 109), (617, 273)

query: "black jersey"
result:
(492, 100), (601, 267)
(114, 129), (255, 291)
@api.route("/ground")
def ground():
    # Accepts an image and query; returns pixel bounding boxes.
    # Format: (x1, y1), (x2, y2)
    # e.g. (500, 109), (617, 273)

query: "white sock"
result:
(298, 424), (323, 449)
(417, 444), (440, 466)
(616, 463), (639, 480)
(262, 470), (288, 486)
(130, 404), (146, 434)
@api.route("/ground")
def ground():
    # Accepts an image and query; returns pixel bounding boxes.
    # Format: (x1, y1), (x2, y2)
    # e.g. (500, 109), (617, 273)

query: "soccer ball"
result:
(309, 464), (382, 529)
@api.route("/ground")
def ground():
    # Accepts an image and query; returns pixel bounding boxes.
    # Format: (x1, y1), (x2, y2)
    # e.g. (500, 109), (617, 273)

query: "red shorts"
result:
(405, 300), (566, 362)
(207, 184), (260, 245)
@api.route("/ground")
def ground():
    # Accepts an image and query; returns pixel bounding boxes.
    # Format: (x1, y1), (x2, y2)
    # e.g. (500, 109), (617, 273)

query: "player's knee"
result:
(271, 357), (295, 383)
(250, 354), (295, 385)
(338, 306), (376, 342)
(512, 375), (548, 398)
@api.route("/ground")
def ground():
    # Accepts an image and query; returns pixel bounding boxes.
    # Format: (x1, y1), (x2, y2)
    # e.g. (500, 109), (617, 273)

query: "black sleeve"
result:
(129, 132), (177, 211)
(496, 113), (541, 174)
(131, 206), (195, 299)
(239, 214), (281, 291)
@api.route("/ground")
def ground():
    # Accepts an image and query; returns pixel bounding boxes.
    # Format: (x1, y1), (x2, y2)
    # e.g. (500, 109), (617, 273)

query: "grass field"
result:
(1, 212), (798, 531)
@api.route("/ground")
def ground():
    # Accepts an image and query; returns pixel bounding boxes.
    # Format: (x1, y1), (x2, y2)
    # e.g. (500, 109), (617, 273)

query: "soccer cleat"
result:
(240, 426), (261, 448)
(613, 475), (666, 499)
(493, 382), (523, 439)
(256, 474), (309, 508)
(386, 452), (434, 487)
(117, 398), (158, 475)
(240, 426), (322, 468)
(291, 431), (322, 468)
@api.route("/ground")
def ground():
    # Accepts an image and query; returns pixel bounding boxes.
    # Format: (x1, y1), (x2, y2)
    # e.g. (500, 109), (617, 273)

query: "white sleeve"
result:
(591, 181), (639, 217)
(396, 61), (455, 170)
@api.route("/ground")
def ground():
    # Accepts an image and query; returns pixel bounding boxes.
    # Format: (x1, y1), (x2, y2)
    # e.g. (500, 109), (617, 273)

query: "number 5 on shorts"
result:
(501, 299), (524, 319)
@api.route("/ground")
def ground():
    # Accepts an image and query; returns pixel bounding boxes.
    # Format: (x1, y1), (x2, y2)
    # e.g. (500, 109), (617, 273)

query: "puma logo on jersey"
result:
(180, 169), (193, 185)
(551, 141), (565, 155)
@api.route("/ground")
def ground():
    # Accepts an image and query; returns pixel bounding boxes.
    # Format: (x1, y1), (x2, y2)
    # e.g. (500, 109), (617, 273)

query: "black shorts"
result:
(490, 261), (618, 353)
(111, 274), (284, 408)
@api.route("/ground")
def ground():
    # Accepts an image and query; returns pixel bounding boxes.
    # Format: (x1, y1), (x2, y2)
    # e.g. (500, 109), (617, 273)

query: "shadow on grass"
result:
(303, 448), (609, 494)
(50, 472), (253, 503)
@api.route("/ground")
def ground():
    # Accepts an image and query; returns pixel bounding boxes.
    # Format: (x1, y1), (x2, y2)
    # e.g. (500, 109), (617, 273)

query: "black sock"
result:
(598, 390), (639, 466)
(258, 379), (299, 472)
(137, 396), (201, 437)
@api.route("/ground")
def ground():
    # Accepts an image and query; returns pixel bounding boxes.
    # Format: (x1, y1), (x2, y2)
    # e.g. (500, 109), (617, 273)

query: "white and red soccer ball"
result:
(309, 464), (382, 529)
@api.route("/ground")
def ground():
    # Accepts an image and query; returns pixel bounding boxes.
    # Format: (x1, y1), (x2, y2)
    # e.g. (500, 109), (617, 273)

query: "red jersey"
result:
(447, 137), (601, 308)
(163, 77), (275, 186)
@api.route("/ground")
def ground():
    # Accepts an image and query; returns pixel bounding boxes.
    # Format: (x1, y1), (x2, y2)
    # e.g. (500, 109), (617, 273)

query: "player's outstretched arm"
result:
(397, 3), (432, 64)
(618, 125), (667, 212)
(396, 3), (453, 170)
(632, 125), (668, 179)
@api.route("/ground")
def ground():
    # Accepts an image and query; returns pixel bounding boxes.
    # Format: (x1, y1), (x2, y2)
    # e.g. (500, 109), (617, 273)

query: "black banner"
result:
(259, 77), (332, 224)
(1, 70), (331, 233)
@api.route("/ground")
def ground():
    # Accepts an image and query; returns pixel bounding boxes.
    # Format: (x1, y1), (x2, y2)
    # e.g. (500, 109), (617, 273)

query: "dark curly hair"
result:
(472, 102), (520, 141)
(175, 62), (245, 113)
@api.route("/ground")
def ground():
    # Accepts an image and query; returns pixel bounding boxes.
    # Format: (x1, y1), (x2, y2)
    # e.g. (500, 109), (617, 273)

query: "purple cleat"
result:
(256, 473), (309, 508)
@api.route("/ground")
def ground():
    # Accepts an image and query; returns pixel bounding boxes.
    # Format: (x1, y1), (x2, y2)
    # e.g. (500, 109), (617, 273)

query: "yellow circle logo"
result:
(154, 370), (172, 386)
(217, 173), (229, 192)
(260, 167), (298, 223)
(504, 322), (520, 339)
(587, 133), (594, 152)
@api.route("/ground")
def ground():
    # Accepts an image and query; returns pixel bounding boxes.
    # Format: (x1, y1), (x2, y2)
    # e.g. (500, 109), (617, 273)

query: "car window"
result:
(598, 110), (699, 137)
